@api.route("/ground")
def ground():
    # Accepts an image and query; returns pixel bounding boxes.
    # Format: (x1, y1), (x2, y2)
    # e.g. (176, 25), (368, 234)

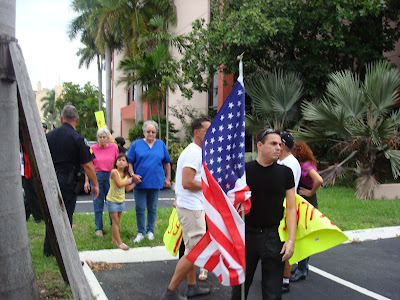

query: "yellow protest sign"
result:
(279, 194), (349, 265)
(95, 111), (106, 129)
(163, 208), (183, 256)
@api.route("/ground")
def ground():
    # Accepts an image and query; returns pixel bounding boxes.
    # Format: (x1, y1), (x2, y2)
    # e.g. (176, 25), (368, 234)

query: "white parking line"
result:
(309, 265), (391, 300)
(77, 198), (174, 204)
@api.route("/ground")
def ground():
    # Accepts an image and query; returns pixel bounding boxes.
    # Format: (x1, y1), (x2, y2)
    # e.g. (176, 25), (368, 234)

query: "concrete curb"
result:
(79, 226), (400, 299)
(342, 226), (400, 243)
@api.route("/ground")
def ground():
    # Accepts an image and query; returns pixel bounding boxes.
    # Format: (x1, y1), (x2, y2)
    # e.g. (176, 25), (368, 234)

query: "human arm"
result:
(110, 169), (132, 188)
(163, 162), (171, 188)
(82, 161), (99, 200)
(128, 162), (142, 184)
(84, 174), (90, 194)
(181, 167), (202, 191)
(280, 187), (296, 261)
(298, 168), (323, 197)
(125, 181), (136, 192)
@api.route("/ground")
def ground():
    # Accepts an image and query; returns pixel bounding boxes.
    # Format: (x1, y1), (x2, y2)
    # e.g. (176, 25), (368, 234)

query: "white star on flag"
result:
(187, 79), (252, 287)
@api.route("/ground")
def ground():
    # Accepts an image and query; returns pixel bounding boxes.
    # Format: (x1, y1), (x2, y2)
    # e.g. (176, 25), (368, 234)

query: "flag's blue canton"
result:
(203, 81), (246, 194)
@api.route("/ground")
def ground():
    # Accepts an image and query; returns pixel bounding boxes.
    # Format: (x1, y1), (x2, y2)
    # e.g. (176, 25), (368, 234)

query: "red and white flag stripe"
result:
(186, 163), (251, 286)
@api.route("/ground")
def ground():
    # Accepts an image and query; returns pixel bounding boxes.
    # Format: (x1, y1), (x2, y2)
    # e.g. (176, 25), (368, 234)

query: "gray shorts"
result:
(176, 205), (206, 255)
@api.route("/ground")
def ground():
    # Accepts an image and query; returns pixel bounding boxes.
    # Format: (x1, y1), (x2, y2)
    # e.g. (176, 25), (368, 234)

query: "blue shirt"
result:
(127, 139), (171, 189)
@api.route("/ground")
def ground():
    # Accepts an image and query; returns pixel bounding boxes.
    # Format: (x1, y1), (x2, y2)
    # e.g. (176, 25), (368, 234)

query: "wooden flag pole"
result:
(9, 40), (93, 299)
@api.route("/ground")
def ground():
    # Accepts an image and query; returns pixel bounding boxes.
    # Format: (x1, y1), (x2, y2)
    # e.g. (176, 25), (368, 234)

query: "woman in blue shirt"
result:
(127, 120), (172, 243)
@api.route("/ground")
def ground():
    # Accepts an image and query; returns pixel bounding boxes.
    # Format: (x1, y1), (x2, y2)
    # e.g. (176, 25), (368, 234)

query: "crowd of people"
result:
(25, 104), (324, 299)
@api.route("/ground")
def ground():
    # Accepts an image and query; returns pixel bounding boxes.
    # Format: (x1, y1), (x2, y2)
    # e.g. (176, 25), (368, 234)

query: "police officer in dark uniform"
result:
(43, 105), (99, 256)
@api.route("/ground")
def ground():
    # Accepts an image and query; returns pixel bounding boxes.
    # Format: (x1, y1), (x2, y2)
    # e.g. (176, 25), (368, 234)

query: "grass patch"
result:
(318, 187), (400, 231)
(27, 186), (400, 299)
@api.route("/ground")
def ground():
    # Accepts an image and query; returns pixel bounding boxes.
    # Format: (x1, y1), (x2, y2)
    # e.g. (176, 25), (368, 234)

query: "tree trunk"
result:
(166, 90), (169, 148)
(134, 83), (142, 123)
(0, 1), (39, 298)
(97, 54), (103, 111)
(105, 43), (111, 129)
(157, 102), (162, 140)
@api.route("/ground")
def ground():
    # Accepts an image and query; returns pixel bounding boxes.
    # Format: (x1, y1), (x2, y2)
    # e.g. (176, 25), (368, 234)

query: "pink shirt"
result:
(91, 143), (119, 172)
(300, 161), (318, 189)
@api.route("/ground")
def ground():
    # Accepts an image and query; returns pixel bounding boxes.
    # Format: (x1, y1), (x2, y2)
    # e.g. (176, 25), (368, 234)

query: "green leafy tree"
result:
(295, 61), (400, 199)
(169, 101), (210, 144)
(119, 14), (187, 139)
(180, 0), (400, 99)
(55, 82), (102, 140)
(245, 69), (303, 133)
(128, 115), (179, 144)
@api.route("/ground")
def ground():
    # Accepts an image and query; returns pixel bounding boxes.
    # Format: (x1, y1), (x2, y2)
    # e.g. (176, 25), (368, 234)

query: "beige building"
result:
(110, 0), (231, 144)
(34, 82), (63, 124)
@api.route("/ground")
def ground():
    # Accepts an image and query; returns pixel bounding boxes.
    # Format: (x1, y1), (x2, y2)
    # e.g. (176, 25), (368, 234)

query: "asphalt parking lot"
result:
(88, 236), (400, 300)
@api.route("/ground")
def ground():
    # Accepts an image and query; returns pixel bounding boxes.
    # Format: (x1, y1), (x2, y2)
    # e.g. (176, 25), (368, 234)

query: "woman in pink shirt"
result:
(85, 128), (119, 237)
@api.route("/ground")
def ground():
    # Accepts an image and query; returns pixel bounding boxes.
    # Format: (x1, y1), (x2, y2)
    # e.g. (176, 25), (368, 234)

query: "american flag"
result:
(186, 78), (251, 286)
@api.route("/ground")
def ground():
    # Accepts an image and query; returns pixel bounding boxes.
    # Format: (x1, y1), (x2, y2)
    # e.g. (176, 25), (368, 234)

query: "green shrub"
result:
(128, 115), (180, 144)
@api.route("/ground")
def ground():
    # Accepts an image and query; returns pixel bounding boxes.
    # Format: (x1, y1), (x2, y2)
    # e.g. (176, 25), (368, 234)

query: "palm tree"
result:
(69, 14), (104, 111)
(118, 14), (185, 140)
(245, 69), (304, 133)
(295, 60), (400, 199)
(41, 89), (59, 130)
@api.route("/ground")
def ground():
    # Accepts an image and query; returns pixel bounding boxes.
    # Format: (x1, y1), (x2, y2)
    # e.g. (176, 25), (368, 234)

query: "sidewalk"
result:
(79, 226), (400, 299)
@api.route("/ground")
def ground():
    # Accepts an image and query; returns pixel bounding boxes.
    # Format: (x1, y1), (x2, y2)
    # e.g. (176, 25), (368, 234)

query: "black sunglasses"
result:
(261, 128), (276, 138)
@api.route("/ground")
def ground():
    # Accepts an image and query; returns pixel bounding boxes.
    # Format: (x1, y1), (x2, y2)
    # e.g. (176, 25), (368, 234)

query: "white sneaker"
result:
(134, 233), (144, 243)
(146, 232), (154, 241)
(95, 230), (103, 237)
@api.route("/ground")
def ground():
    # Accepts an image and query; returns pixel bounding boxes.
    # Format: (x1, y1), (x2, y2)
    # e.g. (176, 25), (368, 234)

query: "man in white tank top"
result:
(277, 131), (301, 293)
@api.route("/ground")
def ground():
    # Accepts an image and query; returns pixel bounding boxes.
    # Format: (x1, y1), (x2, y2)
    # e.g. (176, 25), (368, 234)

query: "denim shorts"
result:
(107, 200), (125, 213)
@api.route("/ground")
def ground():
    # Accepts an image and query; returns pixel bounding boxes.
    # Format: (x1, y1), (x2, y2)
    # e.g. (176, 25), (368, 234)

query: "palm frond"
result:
(384, 149), (400, 179)
(244, 114), (266, 134)
(327, 70), (366, 118)
(364, 60), (400, 112)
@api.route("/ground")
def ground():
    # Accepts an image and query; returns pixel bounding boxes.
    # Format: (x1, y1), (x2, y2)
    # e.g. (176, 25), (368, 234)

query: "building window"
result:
(127, 89), (131, 105)
(208, 72), (218, 109)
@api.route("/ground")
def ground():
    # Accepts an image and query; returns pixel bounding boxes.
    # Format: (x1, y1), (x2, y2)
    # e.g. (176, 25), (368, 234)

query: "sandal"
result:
(198, 268), (208, 281)
(117, 243), (129, 250)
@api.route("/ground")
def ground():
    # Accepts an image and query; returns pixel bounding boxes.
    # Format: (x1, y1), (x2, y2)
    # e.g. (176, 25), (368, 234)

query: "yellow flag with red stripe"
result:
(163, 208), (183, 256)
(279, 194), (349, 265)
(95, 111), (106, 129)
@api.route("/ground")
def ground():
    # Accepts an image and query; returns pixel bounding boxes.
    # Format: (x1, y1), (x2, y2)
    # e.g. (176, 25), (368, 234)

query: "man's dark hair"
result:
(191, 117), (211, 133)
(256, 128), (280, 144)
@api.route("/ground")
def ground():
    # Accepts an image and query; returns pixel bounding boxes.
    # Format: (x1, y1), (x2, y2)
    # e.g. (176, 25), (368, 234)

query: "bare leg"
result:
(283, 260), (292, 278)
(110, 212), (122, 245)
(168, 255), (197, 290)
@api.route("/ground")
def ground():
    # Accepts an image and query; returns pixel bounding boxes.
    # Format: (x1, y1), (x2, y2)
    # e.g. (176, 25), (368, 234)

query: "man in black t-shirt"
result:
(232, 129), (297, 300)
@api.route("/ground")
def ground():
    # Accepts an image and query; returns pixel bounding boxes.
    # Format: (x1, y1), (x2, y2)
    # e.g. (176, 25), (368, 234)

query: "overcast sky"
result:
(16, 0), (101, 91)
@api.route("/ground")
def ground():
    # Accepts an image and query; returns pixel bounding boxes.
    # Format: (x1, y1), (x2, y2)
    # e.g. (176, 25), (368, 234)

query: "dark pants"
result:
(231, 227), (284, 300)
(296, 183), (318, 276)
(22, 176), (43, 221)
(43, 175), (77, 256)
